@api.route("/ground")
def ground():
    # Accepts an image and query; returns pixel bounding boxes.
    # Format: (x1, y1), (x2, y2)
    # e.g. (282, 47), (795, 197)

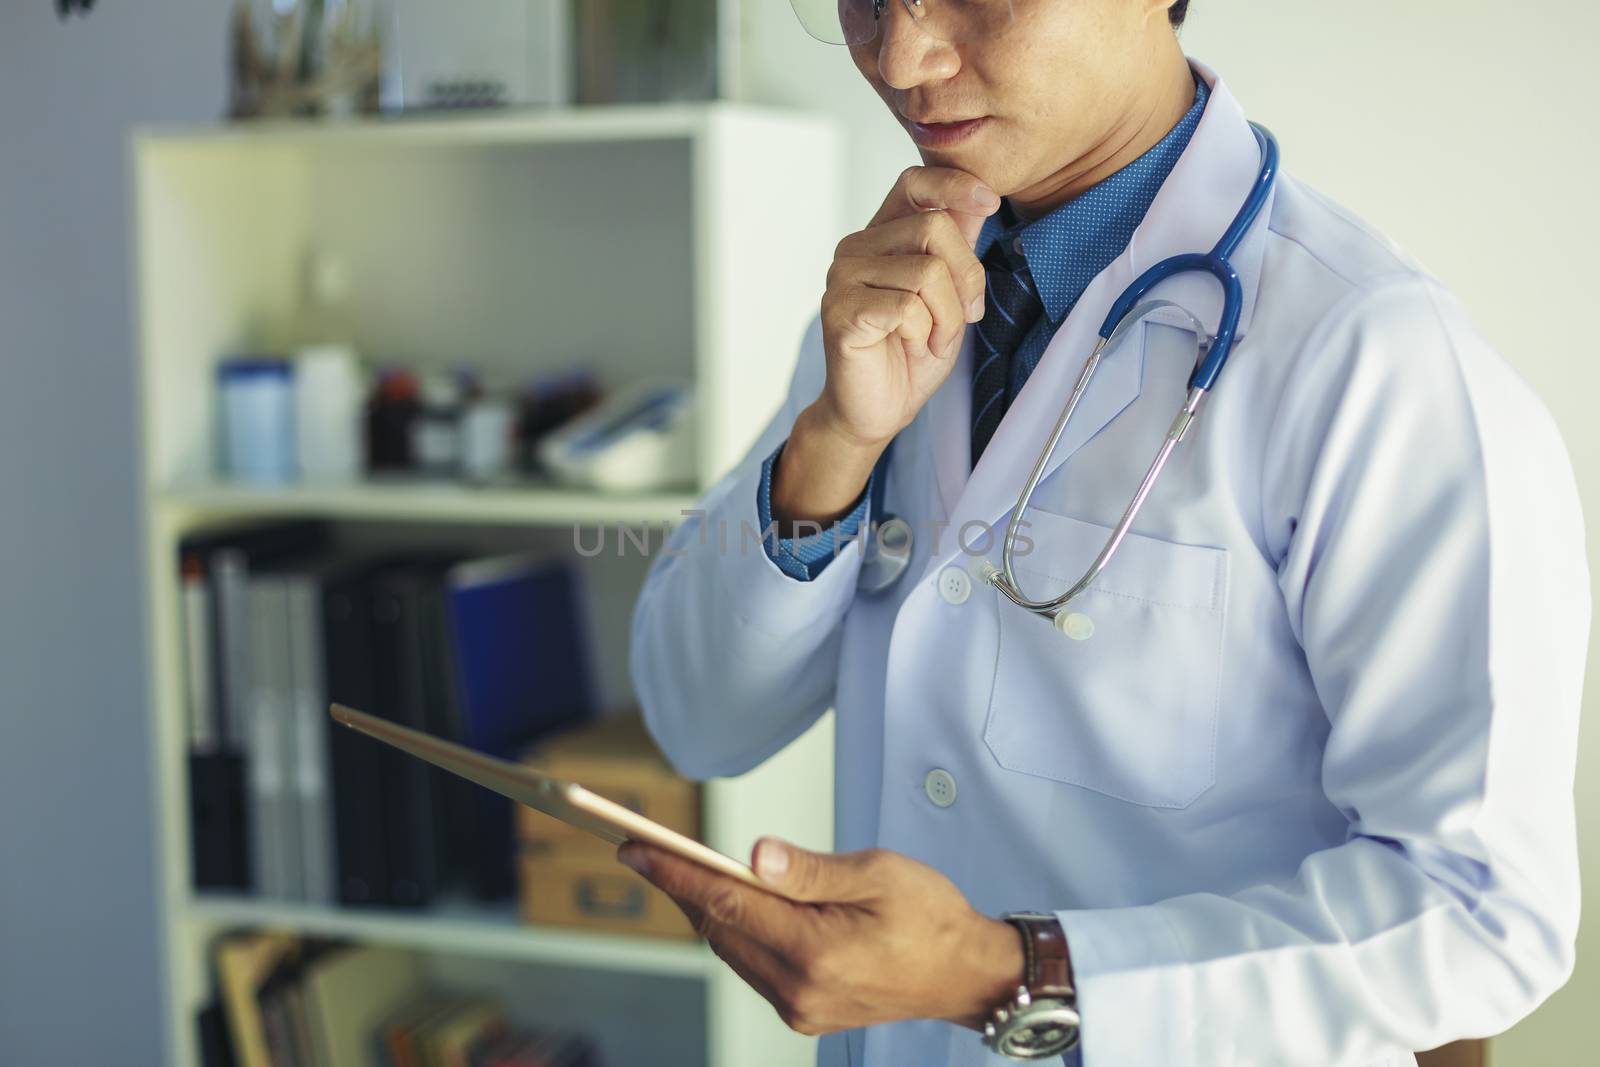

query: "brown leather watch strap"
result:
(1006, 914), (1075, 1000)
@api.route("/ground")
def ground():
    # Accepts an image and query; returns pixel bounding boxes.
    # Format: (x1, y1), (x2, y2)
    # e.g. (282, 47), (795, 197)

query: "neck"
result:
(1010, 47), (1196, 222)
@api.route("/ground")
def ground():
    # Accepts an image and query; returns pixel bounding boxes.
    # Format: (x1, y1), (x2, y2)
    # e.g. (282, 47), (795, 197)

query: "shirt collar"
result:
(975, 77), (1209, 326)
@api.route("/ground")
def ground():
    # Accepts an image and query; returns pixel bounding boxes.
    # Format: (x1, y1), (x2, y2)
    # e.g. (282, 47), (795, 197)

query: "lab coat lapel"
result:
(923, 64), (1273, 574)
(924, 327), (973, 521)
(1125, 61), (1273, 344)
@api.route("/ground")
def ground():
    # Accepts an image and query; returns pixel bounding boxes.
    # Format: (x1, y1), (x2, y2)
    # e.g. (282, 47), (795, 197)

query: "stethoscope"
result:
(858, 123), (1280, 635)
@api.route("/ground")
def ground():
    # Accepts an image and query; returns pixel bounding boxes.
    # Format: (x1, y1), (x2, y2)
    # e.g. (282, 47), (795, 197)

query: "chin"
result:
(915, 146), (1002, 189)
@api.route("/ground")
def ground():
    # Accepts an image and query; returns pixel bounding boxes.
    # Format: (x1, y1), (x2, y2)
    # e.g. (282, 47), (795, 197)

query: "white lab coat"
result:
(629, 61), (1588, 1067)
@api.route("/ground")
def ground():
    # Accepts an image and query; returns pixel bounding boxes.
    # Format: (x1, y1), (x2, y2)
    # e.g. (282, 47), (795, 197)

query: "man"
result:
(625, 0), (1588, 1063)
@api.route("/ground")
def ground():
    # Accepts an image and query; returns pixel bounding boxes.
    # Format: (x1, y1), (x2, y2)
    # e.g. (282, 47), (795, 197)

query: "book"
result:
(301, 945), (426, 1067)
(231, 548), (598, 908)
(257, 965), (300, 1067)
(379, 995), (466, 1067)
(180, 553), (220, 752)
(182, 522), (330, 893)
(181, 521), (331, 748)
(247, 576), (298, 899)
(415, 564), (475, 896)
(425, 999), (508, 1067)
(322, 560), (389, 906)
(181, 544), (246, 891)
(471, 1031), (598, 1067)
(284, 566), (338, 904)
(189, 748), (250, 890)
(469, 1034), (530, 1067)
(214, 932), (301, 1067)
(369, 563), (447, 908)
(196, 1000), (238, 1067)
(446, 555), (595, 898)
(532, 1033), (599, 1067)
(212, 936), (599, 1067)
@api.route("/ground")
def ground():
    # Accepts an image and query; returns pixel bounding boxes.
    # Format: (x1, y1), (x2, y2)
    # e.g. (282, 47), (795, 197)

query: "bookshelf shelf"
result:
(159, 481), (699, 527)
(135, 102), (842, 1067)
(133, 101), (776, 150)
(185, 895), (717, 979)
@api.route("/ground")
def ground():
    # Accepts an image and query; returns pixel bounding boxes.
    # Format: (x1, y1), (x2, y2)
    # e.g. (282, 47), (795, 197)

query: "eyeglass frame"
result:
(790, 0), (1017, 48)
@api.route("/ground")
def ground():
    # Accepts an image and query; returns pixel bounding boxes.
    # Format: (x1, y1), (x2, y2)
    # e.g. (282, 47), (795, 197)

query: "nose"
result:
(876, 0), (960, 90)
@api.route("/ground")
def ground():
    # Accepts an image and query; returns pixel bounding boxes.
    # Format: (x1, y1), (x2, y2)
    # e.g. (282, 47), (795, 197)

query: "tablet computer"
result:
(328, 703), (780, 895)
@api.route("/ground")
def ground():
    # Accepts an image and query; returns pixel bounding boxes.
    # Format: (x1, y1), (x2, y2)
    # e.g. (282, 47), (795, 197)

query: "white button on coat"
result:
(937, 567), (971, 605)
(924, 769), (957, 808)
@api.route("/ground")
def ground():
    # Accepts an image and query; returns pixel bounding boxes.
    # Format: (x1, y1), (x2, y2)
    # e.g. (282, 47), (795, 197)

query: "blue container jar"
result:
(218, 357), (295, 484)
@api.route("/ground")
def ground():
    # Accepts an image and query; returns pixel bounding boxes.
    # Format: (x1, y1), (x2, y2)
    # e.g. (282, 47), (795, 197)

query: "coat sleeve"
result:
(629, 316), (870, 780)
(1054, 276), (1588, 1063)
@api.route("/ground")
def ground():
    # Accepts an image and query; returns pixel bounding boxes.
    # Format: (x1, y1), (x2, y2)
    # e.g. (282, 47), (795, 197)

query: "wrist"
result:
(979, 914), (1080, 1060)
(805, 395), (897, 455)
(771, 403), (886, 533)
(946, 915), (1027, 1031)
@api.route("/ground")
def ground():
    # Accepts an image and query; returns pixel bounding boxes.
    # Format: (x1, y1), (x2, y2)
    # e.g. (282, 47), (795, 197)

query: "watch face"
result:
(994, 1004), (1080, 1060)
(1000, 1021), (1077, 1057)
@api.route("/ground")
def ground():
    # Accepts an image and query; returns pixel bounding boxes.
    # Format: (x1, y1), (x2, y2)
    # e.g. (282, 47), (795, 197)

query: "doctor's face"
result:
(849, 0), (1184, 200)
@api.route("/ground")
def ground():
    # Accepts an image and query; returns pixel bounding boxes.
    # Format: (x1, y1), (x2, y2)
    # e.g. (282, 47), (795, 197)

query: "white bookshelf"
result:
(134, 104), (841, 1067)
(158, 481), (697, 527)
(183, 894), (717, 978)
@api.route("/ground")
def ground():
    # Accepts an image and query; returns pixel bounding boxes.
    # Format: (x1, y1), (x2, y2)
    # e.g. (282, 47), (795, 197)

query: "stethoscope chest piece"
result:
(858, 514), (914, 593)
(856, 439), (915, 595)
(1056, 612), (1095, 641)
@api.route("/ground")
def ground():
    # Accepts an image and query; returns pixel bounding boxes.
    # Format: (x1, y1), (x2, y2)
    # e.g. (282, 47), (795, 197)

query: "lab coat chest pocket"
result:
(984, 509), (1229, 808)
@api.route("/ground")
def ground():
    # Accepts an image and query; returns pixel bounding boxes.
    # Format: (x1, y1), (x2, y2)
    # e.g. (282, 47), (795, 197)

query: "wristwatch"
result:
(981, 912), (1081, 1060)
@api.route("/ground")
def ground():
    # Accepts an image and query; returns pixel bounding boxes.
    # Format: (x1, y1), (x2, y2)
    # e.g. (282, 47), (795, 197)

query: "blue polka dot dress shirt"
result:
(975, 76), (1208, 407)
(757, 76), (1207, 581)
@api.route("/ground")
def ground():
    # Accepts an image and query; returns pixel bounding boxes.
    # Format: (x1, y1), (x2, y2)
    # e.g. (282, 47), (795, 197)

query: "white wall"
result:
(1182, 7), (1600, 1056)
(0, 3), (228, 1064)
(736, 0), (1600, 1059)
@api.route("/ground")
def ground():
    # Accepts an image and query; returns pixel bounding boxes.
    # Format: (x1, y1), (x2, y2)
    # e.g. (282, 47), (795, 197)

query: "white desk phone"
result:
(539, 380), (696, 493)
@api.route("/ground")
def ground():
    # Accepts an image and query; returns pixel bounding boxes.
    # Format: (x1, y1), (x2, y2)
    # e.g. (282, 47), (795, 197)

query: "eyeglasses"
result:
(789, 0), (1015, 47)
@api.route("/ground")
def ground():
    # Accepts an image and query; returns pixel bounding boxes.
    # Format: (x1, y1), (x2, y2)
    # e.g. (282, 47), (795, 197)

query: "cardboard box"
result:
(516, 716), (699, 860)
(518, 850), (697, 941)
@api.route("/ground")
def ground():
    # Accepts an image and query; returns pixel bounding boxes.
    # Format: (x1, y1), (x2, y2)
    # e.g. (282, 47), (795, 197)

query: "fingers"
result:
(704, 928), (793, 1018)
(618, 841), (793, 947)
(654, 878), (798, 1024)
(752, 838), (888, 905)
(870, 166), (1000, 247)
(827, 255), (968, 358)
(836, 210), (988, 323)
(822, 284), (939, 362)
(813, 165), (999, 447)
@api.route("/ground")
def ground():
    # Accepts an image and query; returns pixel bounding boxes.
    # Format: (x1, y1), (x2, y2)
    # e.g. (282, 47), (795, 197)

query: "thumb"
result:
(752, 837), (882, 903)
(950, 204), (988, 250)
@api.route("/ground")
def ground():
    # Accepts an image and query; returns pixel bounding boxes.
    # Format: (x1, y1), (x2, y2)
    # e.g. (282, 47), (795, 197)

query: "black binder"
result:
(321, 562), (388, 906)
(180, 521), (329, 893)
(368, 565), (444, 908)
(188, 750), (249, 890)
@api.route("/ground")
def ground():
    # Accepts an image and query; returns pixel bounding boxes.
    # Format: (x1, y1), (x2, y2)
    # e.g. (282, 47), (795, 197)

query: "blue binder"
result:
(445, 555), (595, 898)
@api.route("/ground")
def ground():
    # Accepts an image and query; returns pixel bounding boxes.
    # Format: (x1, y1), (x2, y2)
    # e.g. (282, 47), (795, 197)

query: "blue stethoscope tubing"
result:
(858, 123), (1281, 624)
(1105, 122), (1279, 394)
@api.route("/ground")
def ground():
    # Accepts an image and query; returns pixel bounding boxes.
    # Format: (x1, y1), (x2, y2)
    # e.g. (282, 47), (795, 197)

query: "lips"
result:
(905, 115), (989, 148)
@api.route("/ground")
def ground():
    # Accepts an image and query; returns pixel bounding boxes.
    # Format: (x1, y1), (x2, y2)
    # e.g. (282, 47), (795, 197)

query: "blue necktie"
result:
(971, 237), (1045, 467)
